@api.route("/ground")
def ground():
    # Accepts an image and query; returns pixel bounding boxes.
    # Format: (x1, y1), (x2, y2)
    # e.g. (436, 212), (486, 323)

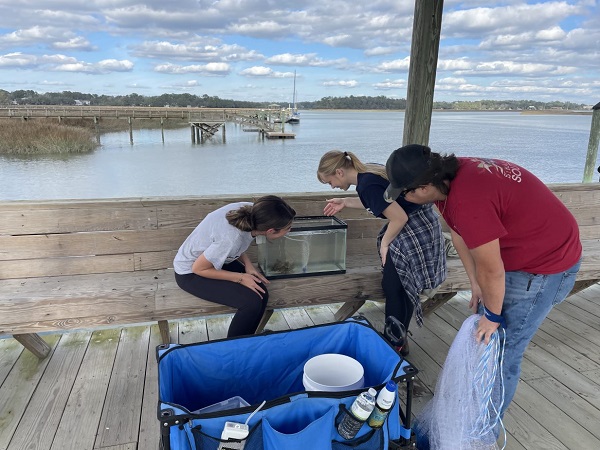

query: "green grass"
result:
(0, 119), (98, 154)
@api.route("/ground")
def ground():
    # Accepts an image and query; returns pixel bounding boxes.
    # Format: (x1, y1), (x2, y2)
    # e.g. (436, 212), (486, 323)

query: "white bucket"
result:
(302, 353), (365, 392)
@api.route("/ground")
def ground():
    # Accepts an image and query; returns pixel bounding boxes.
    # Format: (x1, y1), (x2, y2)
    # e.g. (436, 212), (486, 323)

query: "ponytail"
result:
(317, 150), (387, 182)
(227, 195), (296, 232)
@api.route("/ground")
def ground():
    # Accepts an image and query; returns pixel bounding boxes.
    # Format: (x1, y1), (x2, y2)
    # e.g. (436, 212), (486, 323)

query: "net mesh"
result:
(414, 314), (505, 450)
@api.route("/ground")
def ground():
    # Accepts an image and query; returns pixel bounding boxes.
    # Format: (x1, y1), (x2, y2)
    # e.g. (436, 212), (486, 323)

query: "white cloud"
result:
(364, 47), (399, 57)
(0, 52), (37, 67)
(454, 60), (577, 76)
(132, 40), (263, 62)
(375, 57), (410, 72)
(53, 58), (134, 74)
(265, 53), (347, 68)
(228, 21), (289, 38)
(323, 80), (359, 87)
(52, 36), (95, 51)
(239, 66), (293, 78)
(443, 2), (583, 37)
(373, 79), (407, 90)
(0, 1), (597, 102)
(154, 62), (230, 75)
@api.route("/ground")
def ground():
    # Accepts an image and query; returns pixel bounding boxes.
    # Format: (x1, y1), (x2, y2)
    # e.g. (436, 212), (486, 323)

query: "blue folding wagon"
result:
(157, 317), (418, 449)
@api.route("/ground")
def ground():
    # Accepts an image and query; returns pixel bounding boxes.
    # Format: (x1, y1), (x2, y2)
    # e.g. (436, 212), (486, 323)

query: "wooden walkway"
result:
(1, 284), (599, 450)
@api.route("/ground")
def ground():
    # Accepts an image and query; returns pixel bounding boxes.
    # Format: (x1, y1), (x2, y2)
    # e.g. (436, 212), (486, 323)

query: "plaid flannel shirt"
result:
(377, 203), (447, 326)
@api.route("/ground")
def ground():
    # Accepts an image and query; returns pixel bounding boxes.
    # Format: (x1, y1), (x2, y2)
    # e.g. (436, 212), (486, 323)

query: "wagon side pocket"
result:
(262, 404), (337, 450)
(332, 404), (384, 450)
(332, 427), (383, 450)
(191, 422), (263, 450)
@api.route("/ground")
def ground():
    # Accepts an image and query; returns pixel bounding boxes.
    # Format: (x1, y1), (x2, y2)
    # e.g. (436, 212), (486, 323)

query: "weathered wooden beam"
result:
(255, 310), (274, 333)
(13, 333), (51, 359)
(403, 0), (444, 146)
(334, 300), (367, 322)
(583, 102), (600, 182)
(421, 292), (457, 317)
(158, 320), (171, 344)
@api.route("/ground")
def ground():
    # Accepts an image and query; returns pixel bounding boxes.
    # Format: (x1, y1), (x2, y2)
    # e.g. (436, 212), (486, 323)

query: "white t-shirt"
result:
(173, 202), (254, 274)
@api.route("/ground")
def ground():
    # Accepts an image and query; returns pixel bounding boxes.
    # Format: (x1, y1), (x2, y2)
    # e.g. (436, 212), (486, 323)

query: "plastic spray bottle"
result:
(337, 388), (377, 440)
(367, 380), (397, 428)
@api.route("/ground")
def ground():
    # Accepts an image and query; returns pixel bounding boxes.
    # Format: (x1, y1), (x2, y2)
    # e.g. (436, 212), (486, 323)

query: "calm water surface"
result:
(0, 111), (595, 200)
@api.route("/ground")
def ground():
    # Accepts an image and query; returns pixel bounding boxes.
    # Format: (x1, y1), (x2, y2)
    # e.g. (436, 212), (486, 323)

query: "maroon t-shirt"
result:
(435, 157), (581, 274)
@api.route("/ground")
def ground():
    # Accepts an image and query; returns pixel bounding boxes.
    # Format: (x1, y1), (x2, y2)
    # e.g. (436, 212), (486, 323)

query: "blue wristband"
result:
(483, 306), (506, 329)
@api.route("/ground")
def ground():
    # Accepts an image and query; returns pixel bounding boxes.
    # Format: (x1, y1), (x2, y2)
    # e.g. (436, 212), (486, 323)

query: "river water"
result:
(0, 111), (595, 200)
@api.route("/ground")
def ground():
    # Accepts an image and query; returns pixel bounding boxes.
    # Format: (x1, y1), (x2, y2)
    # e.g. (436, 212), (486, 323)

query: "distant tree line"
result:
(0, 89), (588, 111)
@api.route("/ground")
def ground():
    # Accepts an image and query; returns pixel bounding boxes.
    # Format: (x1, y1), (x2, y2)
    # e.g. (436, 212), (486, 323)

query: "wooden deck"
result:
(1, 284), (599, 450)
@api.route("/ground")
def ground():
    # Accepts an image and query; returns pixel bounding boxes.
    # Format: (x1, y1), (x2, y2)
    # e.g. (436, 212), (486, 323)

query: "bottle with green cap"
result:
(367, 380), (397, 428)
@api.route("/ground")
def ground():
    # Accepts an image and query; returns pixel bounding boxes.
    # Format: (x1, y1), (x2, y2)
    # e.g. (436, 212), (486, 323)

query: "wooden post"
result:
(403, 0), (444, 146)
(222, 123), (226, 143)
(94, 116), (100, 144)
(161, 117), (165, 144)
(191, 124), (196, 144)
(582, 102), (600, 182)
(14, 333), (51, 359)
(158, 320), (171, 344)
(128, 117), (133, 145)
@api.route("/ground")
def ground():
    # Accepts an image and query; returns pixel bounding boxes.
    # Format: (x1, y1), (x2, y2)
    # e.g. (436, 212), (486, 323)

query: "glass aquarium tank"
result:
(256, 216), (347, 279)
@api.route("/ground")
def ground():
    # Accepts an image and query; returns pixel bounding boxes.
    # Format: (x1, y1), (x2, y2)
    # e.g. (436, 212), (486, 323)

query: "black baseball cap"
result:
(384, 144), (432, 202)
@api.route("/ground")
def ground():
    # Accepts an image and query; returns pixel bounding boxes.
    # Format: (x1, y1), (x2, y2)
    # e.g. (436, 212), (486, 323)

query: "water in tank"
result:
(256, 216), (347, 279)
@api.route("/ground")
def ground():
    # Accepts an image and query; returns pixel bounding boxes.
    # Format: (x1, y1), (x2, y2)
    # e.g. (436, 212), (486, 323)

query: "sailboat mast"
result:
(292, 70), (296, 109)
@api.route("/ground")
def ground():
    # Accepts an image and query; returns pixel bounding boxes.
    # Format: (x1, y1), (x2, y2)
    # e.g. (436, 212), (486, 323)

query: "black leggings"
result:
(382, 253), (414, 332)
(174, 260), (268, 338)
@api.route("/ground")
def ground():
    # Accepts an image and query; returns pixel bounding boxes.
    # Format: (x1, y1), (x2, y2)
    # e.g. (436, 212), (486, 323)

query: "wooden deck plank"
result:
(0, 335), (59, 450)
(514, 381), (600, 449)
(528, 376), (600, 440)
(0, 283), (599, 450)
(281, 307), (315, 329)
(50, 329), (121, 450)
(7, 332), (91, 450)
(0, 339), (24, 386)
(137, 325), (163, 450)
(304, 304), (338, 325)
(95, 326), (150, 448)
(502, 401), (568, 450)
(177, 318), (208, 345)
(263, 310), (294, 332)
(97, 444), (136, 450)
(0, 206), (157, 235)
(205, 316), (231, 341)
(0, 254), (135, 279)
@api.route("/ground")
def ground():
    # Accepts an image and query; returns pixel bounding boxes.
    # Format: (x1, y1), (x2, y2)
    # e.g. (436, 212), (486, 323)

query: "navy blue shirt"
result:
(356, 172), (420, 218)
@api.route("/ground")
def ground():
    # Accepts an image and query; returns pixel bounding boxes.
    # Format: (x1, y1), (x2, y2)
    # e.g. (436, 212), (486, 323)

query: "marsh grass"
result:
(0, 117), (189, 154)
(0, 120), (98, 154)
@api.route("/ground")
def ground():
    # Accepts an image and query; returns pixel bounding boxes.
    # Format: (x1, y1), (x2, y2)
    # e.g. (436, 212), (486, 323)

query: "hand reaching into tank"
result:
(324, 198), (345, 216)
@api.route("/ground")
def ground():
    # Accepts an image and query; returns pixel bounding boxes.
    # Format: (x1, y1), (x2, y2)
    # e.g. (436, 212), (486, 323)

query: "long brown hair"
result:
(226, 195), (296, 232)
(317, 150), (387, 183)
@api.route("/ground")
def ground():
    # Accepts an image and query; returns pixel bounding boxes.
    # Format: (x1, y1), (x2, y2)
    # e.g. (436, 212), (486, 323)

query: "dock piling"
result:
(583, 102), (600, 183)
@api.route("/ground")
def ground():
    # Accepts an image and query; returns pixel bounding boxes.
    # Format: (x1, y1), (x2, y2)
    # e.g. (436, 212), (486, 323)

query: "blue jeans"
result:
(487, 259), (581, 415)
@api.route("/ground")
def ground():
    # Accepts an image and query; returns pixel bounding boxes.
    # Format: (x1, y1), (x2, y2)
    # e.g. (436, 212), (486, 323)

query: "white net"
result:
(284, 234), (311, 273)
(414, 314), (505, 450)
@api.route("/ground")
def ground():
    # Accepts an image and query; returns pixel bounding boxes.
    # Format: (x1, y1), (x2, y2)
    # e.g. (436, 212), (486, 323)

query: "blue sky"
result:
(0, 0), (598, 104)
